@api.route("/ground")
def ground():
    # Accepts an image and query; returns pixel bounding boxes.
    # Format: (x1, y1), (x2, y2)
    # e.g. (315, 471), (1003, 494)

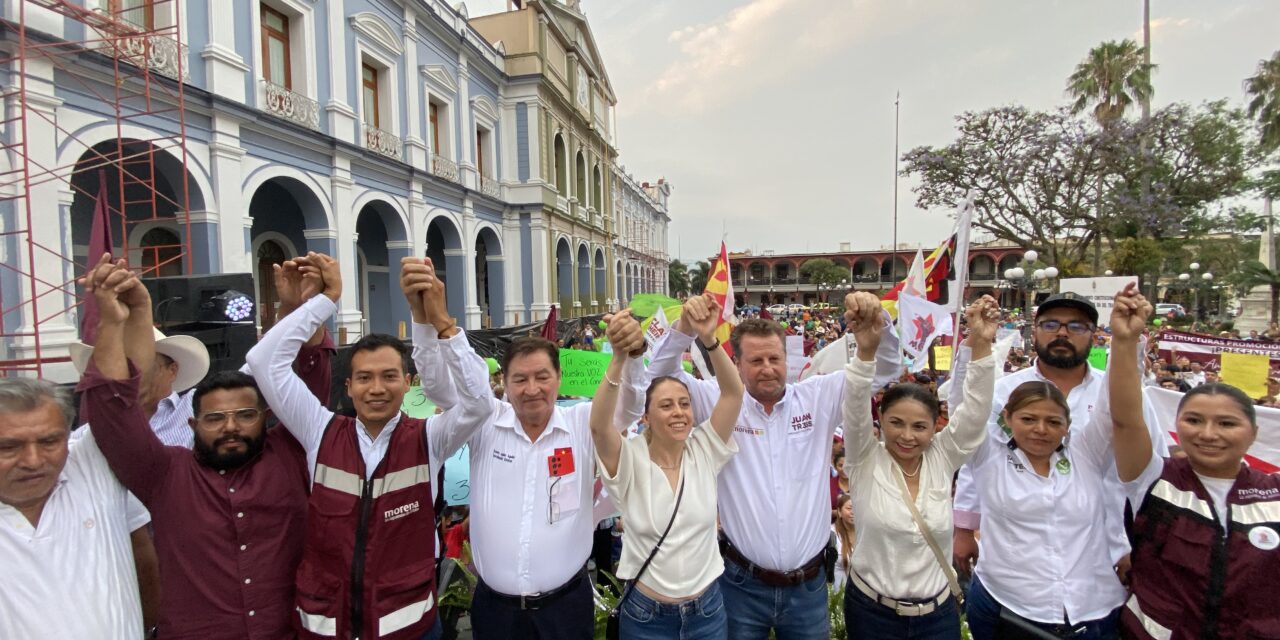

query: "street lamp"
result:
(1002, 251), (1057, 314)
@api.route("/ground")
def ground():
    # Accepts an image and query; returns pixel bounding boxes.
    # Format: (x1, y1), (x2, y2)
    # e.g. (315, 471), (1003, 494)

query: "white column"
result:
(529, 211), (551, 320)
(502, 213), (524, 325)
(401, 9), (427, 170)
(330, 156), (362, 339)
(201, 0), (249, 102)
(526, 101), (543, 183)
(461, 197), (481, 328)
(324, 0), (357, 142)
(210, 113), (249, 274)
(456, 54), (475, 189)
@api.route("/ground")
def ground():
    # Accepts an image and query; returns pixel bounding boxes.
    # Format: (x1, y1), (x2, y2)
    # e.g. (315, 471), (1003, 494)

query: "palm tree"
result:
(1240, 260), (1280, 324)
(668, 259), (689, 297)
(1066, 39), (1156, 273)
(687, 260), (712, 295)
(1245, 50), (1280, 152)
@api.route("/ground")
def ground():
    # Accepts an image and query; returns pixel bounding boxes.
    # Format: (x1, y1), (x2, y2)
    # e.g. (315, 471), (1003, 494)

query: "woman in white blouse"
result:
(841, 292), (999, 639)
(831, 493), (855, 591)
(590, 294), (744, 639)
(963, 380), (1127, 639)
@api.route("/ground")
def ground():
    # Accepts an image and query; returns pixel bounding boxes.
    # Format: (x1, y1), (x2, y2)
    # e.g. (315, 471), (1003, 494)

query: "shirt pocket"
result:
(786, 431), (823, 481)
(548, 471), (582, 523)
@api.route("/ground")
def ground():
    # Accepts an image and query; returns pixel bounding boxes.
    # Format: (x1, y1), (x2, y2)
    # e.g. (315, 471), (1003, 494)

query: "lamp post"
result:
(1002, 250), (1058, 316)
(1187, 263), (1215, 320)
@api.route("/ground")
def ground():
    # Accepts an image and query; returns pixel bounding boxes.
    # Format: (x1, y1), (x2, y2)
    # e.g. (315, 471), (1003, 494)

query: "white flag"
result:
(898, 293), (954, 372)
(643, 306), (670, 358)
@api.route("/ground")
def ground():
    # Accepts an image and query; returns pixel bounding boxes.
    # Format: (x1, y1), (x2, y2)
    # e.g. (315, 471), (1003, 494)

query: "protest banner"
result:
(1057, 276), (1138, 328)
(1220, 352), (1270, 399)
(786, 335), (807, 383)
(1147, 386), (1280, 474)
(1157, 330), (1280, 371)
(401, 387), (471, 505)
(557, 348), (612, 397)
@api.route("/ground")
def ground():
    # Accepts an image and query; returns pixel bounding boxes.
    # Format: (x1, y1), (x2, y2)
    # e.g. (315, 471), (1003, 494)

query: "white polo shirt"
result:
(0, 429), (144, 640)
(969, 396), (1128, 623)
(646, 328), (844, 571)
(950, 347), (1166, 563)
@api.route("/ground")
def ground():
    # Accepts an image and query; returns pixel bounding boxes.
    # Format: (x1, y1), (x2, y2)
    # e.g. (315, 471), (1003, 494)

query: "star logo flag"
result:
(703, 242), (736, 355)
(897, 293), (954, 372)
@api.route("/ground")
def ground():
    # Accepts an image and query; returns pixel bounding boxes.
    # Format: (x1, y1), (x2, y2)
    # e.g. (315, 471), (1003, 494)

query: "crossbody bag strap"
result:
(613, 475), (686, 611)
(892, 464), (964, 603)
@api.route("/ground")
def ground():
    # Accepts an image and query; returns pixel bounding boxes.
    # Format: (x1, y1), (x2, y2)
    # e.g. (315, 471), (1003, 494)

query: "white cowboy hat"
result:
(69, 328), (210, 393)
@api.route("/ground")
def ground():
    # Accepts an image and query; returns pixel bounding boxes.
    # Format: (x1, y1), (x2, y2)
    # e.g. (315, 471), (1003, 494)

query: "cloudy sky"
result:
(470, 0), (1279, 262)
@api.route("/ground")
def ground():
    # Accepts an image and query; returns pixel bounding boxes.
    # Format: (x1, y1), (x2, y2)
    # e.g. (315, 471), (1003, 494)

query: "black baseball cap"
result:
(1035, 292), (1099, 325)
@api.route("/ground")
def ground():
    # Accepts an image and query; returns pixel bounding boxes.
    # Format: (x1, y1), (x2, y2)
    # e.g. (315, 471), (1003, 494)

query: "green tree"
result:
(687, 260), (712, 295)
(668, 259), (689, 297)
(1245, 50), (1280, 152)
(1240, 260), (1280, 324)
(1066, 39), (1155, 272)
(800, 258), (849, 290)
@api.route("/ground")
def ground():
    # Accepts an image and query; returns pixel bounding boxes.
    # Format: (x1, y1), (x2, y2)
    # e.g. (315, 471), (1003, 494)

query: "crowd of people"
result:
(1, 252), (1277, 640)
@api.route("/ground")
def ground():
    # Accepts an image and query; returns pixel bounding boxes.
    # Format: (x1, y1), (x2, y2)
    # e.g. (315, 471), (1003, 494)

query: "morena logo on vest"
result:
(384, 501), (420, 523)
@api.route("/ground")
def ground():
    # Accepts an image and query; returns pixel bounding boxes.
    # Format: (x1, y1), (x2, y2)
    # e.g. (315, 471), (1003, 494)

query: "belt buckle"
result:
(520, 594), (532, 610)
(895, 601), (920, 616)
(782, 568), (804, 584)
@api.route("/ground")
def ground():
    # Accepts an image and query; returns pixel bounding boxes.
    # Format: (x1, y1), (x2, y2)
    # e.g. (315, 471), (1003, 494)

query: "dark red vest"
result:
(1123, 456), (1280, 640)
(294, 414), (437, 640)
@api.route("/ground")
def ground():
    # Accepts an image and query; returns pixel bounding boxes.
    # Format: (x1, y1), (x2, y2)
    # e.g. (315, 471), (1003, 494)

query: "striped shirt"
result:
(150, 391), (196, 449)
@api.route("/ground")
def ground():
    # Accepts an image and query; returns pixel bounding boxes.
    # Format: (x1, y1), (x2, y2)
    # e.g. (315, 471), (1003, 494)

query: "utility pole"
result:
(1142, 0), (1151, 121)
(893, 91), (900, 281)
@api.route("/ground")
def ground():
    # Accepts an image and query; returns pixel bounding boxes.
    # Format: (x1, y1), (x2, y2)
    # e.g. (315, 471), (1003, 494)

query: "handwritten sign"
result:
(932, 345), (953, 371)
(1221, 352), (1270, 400)
(557, 348), (613, 397)
(400, 387), (469, 505)
(1088, 348), (1108, 371)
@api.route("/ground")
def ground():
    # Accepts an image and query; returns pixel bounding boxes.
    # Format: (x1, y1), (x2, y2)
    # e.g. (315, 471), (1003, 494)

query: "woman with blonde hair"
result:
(590, 294), (744, 639)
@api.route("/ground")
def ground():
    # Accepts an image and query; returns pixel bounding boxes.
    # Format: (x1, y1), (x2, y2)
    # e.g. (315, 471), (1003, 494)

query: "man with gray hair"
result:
(0, 376), (146, 639)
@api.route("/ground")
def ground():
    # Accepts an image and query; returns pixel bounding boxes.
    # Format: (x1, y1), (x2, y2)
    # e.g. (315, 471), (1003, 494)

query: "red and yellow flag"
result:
(703, 242), (736, 352)
(881, 235), (955, 318)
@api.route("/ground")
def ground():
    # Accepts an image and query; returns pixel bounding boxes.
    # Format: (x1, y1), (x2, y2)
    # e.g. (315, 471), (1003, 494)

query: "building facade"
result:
(612, 169), (670, 300)
(0, 0), (663, 379)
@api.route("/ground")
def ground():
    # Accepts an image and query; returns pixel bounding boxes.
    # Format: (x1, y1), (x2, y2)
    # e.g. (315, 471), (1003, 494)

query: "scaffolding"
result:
(0, 0), (192, 377)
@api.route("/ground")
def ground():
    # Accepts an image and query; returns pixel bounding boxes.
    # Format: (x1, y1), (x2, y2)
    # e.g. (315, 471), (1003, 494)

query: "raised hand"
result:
(82, 254), (134, 326)
(604, 309), (645, 358)
(680, 293), (721, 343)
(272, 260), (308, 312)
(399, 256), (433, 323)
(1110, 283), (1151, 342)
(419, 259), (452, 330)
(295, 252), (341, 303)
(963, 295), (1001, 345)
(843, 291), (882, 359)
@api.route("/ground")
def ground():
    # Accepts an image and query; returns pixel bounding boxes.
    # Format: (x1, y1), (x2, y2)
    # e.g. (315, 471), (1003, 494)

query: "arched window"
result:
(553, 134), (567, 193)
(256, 240), (288, 330)
(139, 227), (182, 277)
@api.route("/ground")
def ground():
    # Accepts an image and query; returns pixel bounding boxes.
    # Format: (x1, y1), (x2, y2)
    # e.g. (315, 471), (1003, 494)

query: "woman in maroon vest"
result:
(1109, 283), (1280, 640)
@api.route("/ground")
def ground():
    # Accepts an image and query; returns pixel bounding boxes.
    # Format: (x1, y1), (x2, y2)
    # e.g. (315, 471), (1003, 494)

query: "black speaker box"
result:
(142, 273), (256, 327)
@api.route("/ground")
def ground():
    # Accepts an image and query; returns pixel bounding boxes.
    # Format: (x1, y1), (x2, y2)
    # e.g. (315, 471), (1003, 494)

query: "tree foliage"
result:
(668, 259), (689, 297)
(687, 260), (712, 295)
(800, 258), (849, 289)
(1245, 49), (1280, 153)
(1066, 39), (1155, 126)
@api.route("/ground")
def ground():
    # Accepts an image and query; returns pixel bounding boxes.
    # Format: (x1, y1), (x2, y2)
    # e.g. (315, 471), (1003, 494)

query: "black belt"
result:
(723, 541), (824, 587)
(482, 570), (585, 611)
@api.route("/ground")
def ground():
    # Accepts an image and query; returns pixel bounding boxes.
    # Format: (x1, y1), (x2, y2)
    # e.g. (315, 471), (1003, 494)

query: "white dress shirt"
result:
(949, 347), (1167, 563)
(647, 328), (846, 571)
(150, 390), (195, 448)
(969, 389), (1127, 624)
(843, 354), (994, 599)
(601, 422), (738, 599)
(244, 295), (492, 484)
(0, 429), (144, 640)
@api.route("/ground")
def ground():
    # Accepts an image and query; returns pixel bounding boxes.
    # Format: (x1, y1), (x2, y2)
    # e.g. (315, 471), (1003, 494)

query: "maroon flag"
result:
(540, 304), (558, 341)
(79, 170), (113, 344)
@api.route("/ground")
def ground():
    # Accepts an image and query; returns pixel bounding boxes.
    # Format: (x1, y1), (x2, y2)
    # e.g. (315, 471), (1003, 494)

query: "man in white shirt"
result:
(403, 257), (648, 640)
(949, 293), (1166, 582)
(0, 374), (145, 638)
(642, 294), (898, 639)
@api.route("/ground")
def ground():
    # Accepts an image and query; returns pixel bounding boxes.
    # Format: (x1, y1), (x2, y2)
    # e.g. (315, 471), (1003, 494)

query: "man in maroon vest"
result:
(247, 252), (494, 640)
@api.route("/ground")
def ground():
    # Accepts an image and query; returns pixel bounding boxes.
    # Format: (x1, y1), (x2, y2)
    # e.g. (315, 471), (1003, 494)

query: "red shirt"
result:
(79, 345), (331, 640)
(444, 524), (469, 560)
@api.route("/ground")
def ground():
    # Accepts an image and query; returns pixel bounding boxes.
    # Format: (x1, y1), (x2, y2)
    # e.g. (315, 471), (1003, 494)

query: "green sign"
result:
(557, 348), (614, 397)
(400, 386), (438, 419)
(1088, 348), (1108, 371)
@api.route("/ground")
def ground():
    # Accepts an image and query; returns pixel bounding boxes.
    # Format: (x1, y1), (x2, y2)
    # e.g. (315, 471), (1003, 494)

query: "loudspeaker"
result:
(142, 273), (256, 328)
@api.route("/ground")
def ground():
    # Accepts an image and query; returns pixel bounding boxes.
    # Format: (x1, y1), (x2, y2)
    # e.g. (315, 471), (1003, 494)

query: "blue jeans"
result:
(843, 577), (959, 640)
(619, 581), (726, 640)
(419, 616), (443, 640)
(965, 574), (1119, 640)
(718, 557), (829, 640)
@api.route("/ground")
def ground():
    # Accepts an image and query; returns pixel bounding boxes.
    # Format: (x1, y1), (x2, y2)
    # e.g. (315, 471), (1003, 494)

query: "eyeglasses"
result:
(196, 408), (263, 430)
(1035, 320), (1094, 335)
(547, 476), (562, 525)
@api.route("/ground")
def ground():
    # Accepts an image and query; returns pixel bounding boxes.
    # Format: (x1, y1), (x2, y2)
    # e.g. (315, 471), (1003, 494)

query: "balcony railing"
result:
(432, 154), (460, 184)
(116, 32), (189, 81)
(479, 174), (500, 199)
(262, 80), (320, 130)
(363, 125), (402, 160)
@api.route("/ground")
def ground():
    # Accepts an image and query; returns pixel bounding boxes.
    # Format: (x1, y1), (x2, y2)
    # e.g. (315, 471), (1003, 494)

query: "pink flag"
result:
(79, 170), (113, 344)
